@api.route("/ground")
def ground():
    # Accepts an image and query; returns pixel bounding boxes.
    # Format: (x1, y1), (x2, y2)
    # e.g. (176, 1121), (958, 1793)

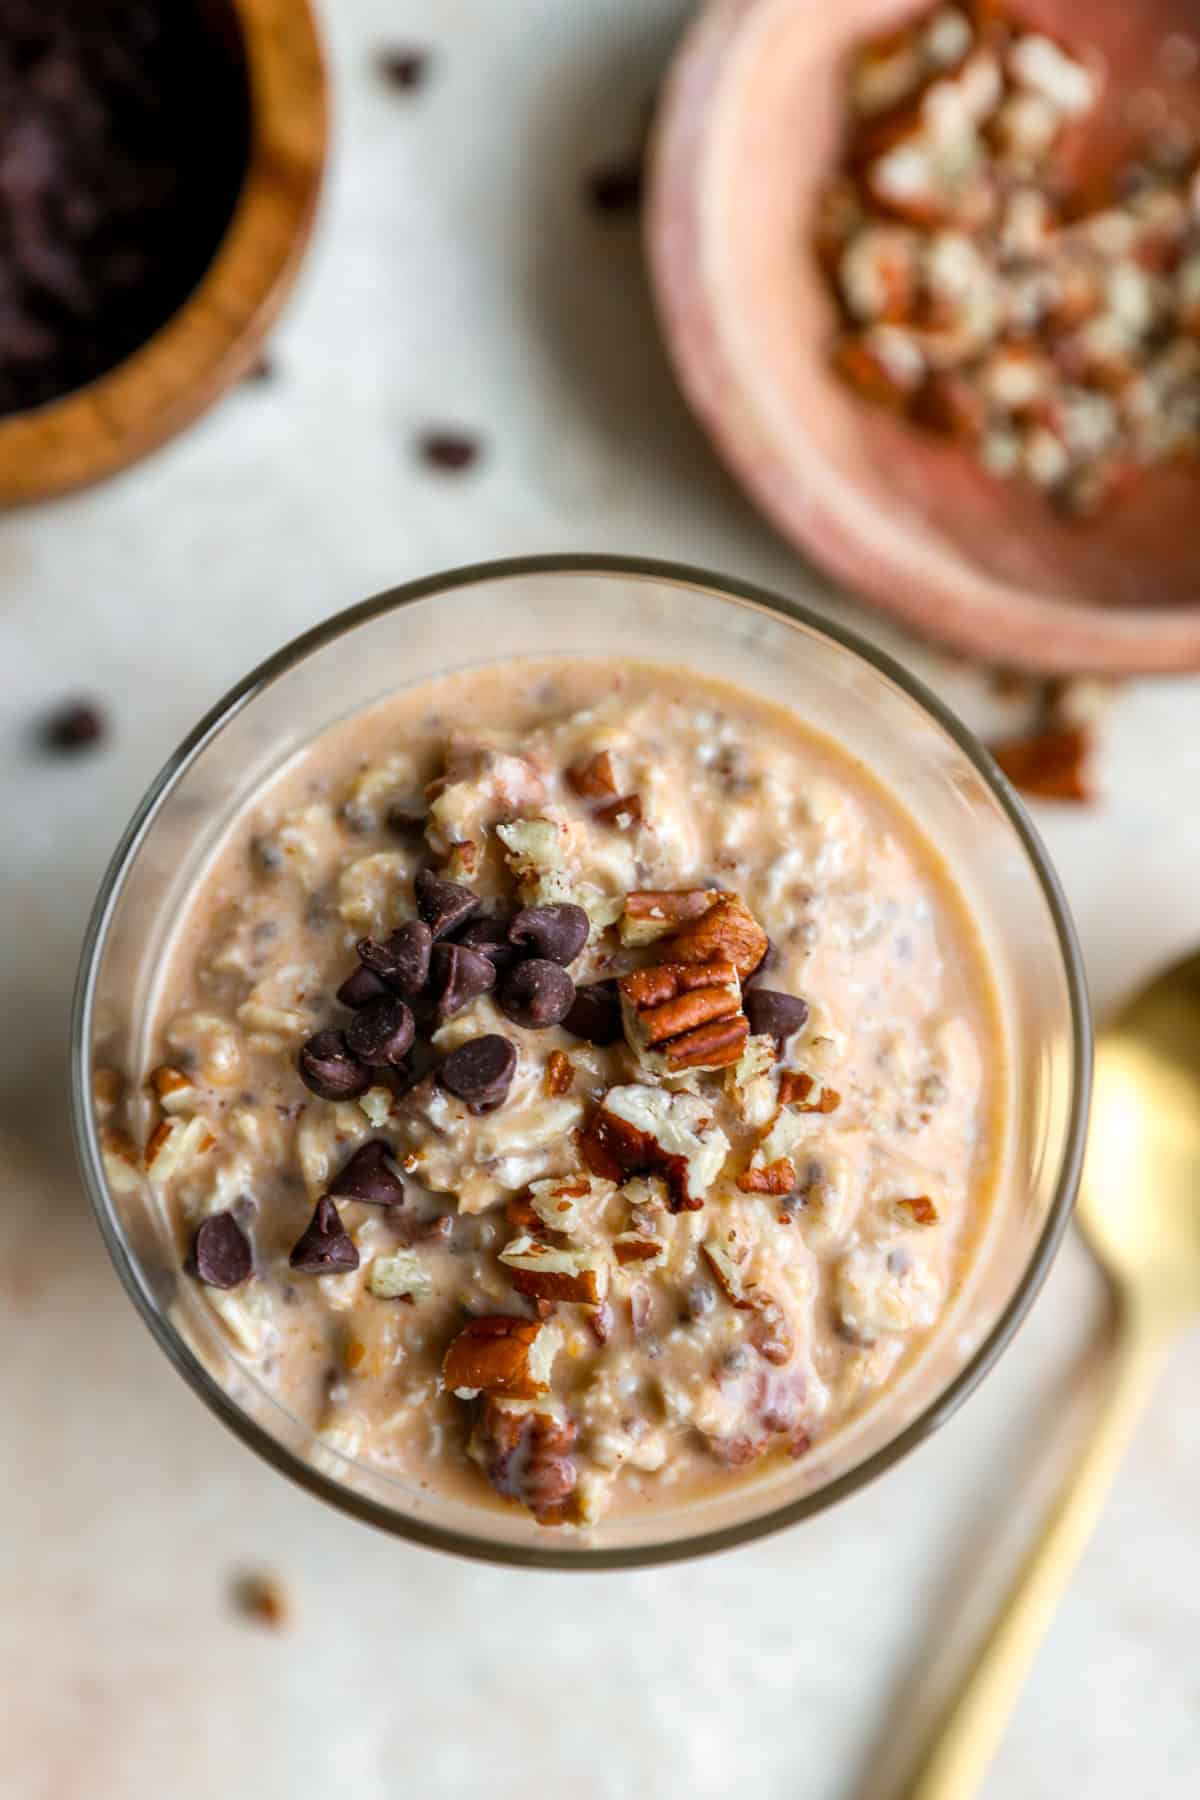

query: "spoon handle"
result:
(904, 1303), (1168, 1800)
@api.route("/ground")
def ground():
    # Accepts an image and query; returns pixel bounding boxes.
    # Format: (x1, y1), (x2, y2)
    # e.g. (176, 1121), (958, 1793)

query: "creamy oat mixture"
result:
(98, 660), (1006, 1529)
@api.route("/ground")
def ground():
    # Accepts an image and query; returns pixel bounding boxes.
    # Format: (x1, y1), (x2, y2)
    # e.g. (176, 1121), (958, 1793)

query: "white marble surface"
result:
(2, 3), (1199, 1796)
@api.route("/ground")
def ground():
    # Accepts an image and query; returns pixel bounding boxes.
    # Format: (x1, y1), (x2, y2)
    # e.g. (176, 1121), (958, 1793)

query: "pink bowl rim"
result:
(645, 0), (1200, 676)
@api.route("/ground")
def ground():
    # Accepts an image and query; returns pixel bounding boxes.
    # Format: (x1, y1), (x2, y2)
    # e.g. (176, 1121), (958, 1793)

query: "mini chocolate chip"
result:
(190, 1212), (252, 1289)
(508, 903), (589, 966)
(585, 156), (643, 215)
(414, 869), (481, 939)
(298, 1029), (372, 1100)
(744, 989), (810, 1046)
(330, 1140), (406, 1205)
(456, 915), (521, 973)
(562, 978), (622, 1045)
(429, 942), (496, 1022)
(439, 1034), (518, 1113)
(337, 966), (389, 1009)
(418, 430), (480, 472)
(497, 958), (575, 1029)
(357, 920), (433, 995)
(345, 997), (415, 1067)
(289, 1198), (360, 1275)
(38, 699), (106, 753)
(378, 47), (430, 90)
(385, 801), (428, 838)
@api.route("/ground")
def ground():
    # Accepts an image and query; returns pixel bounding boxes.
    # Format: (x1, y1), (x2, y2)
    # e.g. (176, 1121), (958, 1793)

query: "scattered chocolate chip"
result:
(508, 903), (589, 966)
(329, 1140), (406, 1206)
(585, 155), (643, 215)
(190, 1212), (252, 1289)
(429, 942), (497, 1022)
(357, 920), (433, 995)
(414, 869), (481, 939)
(418, 430), (480, 472)
(38, 700), (106, 753)
(385, 801), (428, 838)
(456, 914), (521, 973)
(744, 989), (811, 1047)
(289, 1197), (360, 1275)
(337, 965), (389, 1009)
(497, 958), (576, 1029)
(562, 978), (623, 1046)
(345, 997), (416, 1067)
(439, 1034), (518, 1113)
(297, 1029), (372, 1100)
(378, 47), (430, 90)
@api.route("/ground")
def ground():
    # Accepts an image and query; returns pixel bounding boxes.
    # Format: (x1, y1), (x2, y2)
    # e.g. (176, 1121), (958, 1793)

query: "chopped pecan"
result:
(474, 1398), (578, 1525)
(442, 1315), (557, 1398)
(544, 1049), (574, 1098)
(612, 1232), (666, 1266)
(499, 1236), (610, 1304)
(566, 749), (618, 799)
(778, 1071), (842, 1113)
(619, 887), (720, 947)
(588, 1300), (615, 1344)
(147, 1064), (193, 1103)
(665, 893), (769, 980)
(594, 793), (643, 829)
(578, 1085), (730, 1212)
(505, 1193), (544, 1234)
(895, 1194), (939, 1225)
(989, 722), (1092, 803)
(736, 1157), (797, 1196)
(619, 958), (749, 1072)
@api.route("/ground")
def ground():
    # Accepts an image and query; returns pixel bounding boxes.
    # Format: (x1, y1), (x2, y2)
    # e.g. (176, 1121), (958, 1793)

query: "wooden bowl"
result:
(0, 0), (327, 507)
(647, 0), (1200, 673)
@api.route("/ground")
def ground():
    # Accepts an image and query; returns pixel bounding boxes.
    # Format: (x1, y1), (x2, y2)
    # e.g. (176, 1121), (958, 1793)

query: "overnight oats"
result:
(95, 658), (1007, 1531)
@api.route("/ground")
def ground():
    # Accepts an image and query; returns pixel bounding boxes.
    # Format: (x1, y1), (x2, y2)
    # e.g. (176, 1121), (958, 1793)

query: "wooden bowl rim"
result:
(646, 0), (1200, 675)
(0, 0), (328, 507)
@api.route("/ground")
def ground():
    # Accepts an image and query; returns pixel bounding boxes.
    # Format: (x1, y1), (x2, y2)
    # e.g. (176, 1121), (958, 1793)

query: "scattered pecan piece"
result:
(619, 887), (720, 947)
(612, 1232), (666, 1266)
(500, 1236), (609, 1304)
(736, 1157), (797, 1196)
(779, 1071), (842, 1113)
(895, 1194), (939, 1225)
(594, 793), (643, 829)
(566, 749), (618, 798)
(578, 1085), (729, 1212)
(474, 1399), (578, 1525)
(989, 722), (1092, 803)
(544, 1049), (574, 1098)
(442, 1315), (556, 1398)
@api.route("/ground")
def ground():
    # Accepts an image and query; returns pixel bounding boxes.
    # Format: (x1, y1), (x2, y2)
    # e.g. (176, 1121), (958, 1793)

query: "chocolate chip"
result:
(38, 700), (106, 753)
(456, 915), (521, 973)
(337, 966), (389, 1009)
(329, 1140), (406, 1206)
(585, 156), (643, 215)
(289, 1198), (360, 1275)
(357, 920), (433, 995)
(345, 997), (415, 1067)
(429, 943), (496, 1022)
(414, 869), (481, 940)
(562, 979), (623, 1046)
(439, 1034), (518, 1113)
(190, 1212), (252, 1289)
(378, 47), (430, 90)
(744, 989), (810, 1046)
(497, 959), (576, 1029)
(418, 430), (480, 471)
(297, 1029), (372, 1100)
(508, 903), (589, 966)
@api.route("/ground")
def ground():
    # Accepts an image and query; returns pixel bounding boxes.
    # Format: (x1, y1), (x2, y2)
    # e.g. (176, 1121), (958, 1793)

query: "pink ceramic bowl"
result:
(647, 0), (1200, 673)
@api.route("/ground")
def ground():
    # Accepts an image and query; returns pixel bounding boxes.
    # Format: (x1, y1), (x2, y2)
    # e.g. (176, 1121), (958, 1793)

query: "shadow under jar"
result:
(71, 555), (1090, 1568)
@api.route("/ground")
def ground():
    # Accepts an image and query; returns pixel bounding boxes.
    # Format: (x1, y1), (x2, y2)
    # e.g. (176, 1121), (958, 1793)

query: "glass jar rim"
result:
(70, 552), (1092, 1569)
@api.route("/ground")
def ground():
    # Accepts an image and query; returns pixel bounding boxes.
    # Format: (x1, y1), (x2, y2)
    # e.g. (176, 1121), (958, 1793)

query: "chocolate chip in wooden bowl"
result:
(190, 1212), (252, 1289)
(297, 1029), (372, 1101)
(289, 1198), (359, 1275)
(414, 869), (481, 940)
(37, 699), (107, 754)
(439, 1033), (518, 1114)
(429, 942), (497, 1022)
(456, 915), (521, 974)
(744, 990), (811, 1048)
(357, 920), (433, 996)
(329, 1140), (406, 1206)
(417, 430), (481, 473)
(377, 47), (431, 91)
(497, 958), (576, 1029)
(337, 965), (389, 1009)
(562, 978), (623, 1046)
(345, 997), (416, 1067)
(508, 903), (589, 966)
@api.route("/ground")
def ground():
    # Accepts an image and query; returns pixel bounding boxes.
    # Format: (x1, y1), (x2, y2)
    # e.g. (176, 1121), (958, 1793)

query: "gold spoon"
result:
(906, 950), (1200, 1800)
